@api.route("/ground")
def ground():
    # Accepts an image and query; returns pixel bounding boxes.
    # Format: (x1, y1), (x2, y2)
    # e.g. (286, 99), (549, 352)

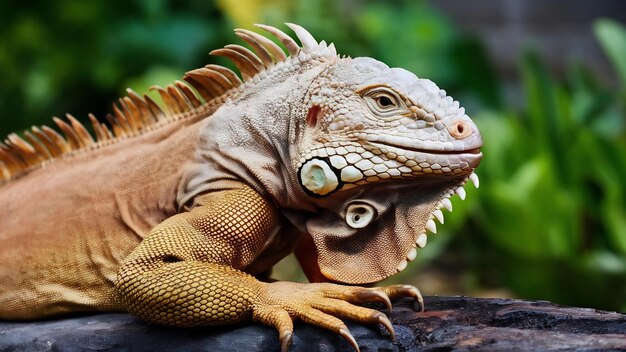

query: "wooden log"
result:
(1, 296), (625, 351)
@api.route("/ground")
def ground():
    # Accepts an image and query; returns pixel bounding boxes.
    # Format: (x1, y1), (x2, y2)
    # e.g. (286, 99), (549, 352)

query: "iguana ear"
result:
(299, 183), (450, 284)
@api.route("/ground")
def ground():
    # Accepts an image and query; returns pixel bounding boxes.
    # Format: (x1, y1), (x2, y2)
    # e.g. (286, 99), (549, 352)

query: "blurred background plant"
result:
(1, 0), (625, 311)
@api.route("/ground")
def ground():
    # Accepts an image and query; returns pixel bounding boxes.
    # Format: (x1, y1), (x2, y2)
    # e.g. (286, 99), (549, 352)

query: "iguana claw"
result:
(339, 327), (360, 352)
(353, 290), (393, 312)
(280, 331), (293, 352)
(374, 312), (396, 340)
(381, 284), (424, 312)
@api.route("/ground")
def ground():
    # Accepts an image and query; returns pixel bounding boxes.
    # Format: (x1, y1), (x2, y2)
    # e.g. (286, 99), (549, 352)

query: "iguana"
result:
(0, 23), (482, 351)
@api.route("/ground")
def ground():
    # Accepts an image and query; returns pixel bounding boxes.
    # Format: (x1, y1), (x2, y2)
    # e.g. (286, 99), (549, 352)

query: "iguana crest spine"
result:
(0, 23), (336, 182)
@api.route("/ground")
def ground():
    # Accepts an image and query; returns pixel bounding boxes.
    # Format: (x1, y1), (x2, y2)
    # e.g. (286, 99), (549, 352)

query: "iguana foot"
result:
(253, 282), (423, 352)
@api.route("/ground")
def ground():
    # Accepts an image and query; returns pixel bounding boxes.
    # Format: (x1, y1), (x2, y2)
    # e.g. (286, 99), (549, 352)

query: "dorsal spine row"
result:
(0, 23), (336, 182)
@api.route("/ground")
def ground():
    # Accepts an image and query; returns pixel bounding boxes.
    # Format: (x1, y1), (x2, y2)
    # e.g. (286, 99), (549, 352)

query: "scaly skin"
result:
(0, 23), (481, 351)
(116, 185), (421, 350)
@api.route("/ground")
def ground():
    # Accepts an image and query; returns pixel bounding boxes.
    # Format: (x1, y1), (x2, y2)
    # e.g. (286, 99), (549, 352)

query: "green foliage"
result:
(471, 25), (626, 310)
(1, 1), (625, 311)
(0, 1), (227, 137)
(595, 19), (626, 88)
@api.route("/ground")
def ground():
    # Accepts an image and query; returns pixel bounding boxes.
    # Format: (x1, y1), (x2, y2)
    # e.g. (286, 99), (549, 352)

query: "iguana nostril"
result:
(449, 120), (472, 139)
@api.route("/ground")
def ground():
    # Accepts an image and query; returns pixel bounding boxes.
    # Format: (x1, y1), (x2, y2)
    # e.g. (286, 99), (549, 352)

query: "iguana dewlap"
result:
(0, 24), (482, 351)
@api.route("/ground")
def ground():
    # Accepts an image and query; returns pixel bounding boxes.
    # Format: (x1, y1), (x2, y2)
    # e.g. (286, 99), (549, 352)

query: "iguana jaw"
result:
(296, 136), (482, 198)
(366, 139), (483, 174)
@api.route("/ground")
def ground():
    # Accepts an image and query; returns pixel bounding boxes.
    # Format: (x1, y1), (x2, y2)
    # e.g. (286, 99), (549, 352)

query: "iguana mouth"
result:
(371, 142), (481, 156)
(369, 141), (483, 169)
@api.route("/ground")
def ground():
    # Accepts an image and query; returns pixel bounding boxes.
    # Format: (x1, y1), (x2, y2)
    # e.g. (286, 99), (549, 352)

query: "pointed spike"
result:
(416, 233), (428, 248)
(254, 24), (300, 55)
(150, 85), (182, 115)
(118, 98), (140, 132)
(52, 117), (81, 150)
(0, 142), (28, 169)
(191, 69), (228, 93)
(224, 44), (265, 72)
(441, 198), (453, 212)
(66, 113), (94, 146)
(7, 133), (35, 154)
(327, 42), (337, 55)
(210, 48), (259, 81)
(32, 126), (62, 157)
(121, 97), (144, 131)
(0, 160), (11, 181)
(235, 29), (274, 67)
(7, 134), (41, 166)
(375, 313), (395, 340)
(112, 103), (134, 134)
(42, 126), (71, 153)
(285, 23), (317, 53)
(143, 94), (166, 122)
(125, 88), (146, 104)
(205, 64), (243, 86)
(105, 113), (126, 138)
(175, 81), (202, 108)
(89, 114), (108, 142)
(425, 219), (437, 234)
(469, 172), (480, 188)
(183, 71), (221, 101)
(0, 161), (18, 181)
(456, 187), (466, 200)
(236, 28), (287, 62)
(433, 209), (444, 224)
(100, 123), (113, 139)
(396, 259), (408, 272)
(6, 137), (38, 166)
(406, 247), (417, 261)
(338, 328), (360, 352)
(201, 67), (235, 90)
(166, 84), (192, 112)
(126, 88), (154, 126)
(24, 131), (52, 160)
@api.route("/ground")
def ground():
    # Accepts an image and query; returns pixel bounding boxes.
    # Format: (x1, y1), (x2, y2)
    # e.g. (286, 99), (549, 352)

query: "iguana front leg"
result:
(115, 186), (422, 351)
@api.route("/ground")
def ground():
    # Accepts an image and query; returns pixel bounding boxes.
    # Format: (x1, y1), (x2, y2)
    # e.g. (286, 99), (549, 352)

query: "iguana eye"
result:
(376, 95), (394, 108)
(362, 88), (404, 117)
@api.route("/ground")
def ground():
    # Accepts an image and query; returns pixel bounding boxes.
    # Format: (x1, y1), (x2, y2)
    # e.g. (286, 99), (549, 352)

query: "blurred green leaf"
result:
(450, 37), (502, 109)
(594, 19), (626, 87)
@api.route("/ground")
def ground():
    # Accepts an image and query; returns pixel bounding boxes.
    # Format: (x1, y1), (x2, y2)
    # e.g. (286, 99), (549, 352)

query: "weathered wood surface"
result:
(1, 296), (625, 351)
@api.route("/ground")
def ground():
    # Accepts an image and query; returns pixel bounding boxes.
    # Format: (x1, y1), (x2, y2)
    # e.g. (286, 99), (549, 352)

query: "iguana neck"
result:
(177, 61), (327, 210)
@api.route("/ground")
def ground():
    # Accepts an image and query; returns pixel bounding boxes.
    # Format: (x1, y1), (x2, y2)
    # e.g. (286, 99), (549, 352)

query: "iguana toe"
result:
(349, 289), (393, 312)
(380, 284), (425, 312)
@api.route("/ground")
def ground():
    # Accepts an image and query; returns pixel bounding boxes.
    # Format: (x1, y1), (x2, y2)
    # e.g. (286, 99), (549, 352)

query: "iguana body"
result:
(0, 24), (482, 350)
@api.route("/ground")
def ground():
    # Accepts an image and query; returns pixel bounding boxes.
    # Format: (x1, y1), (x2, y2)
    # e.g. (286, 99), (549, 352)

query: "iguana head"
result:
(287, 27), (483, 284)
(174, 23), (482, 285)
